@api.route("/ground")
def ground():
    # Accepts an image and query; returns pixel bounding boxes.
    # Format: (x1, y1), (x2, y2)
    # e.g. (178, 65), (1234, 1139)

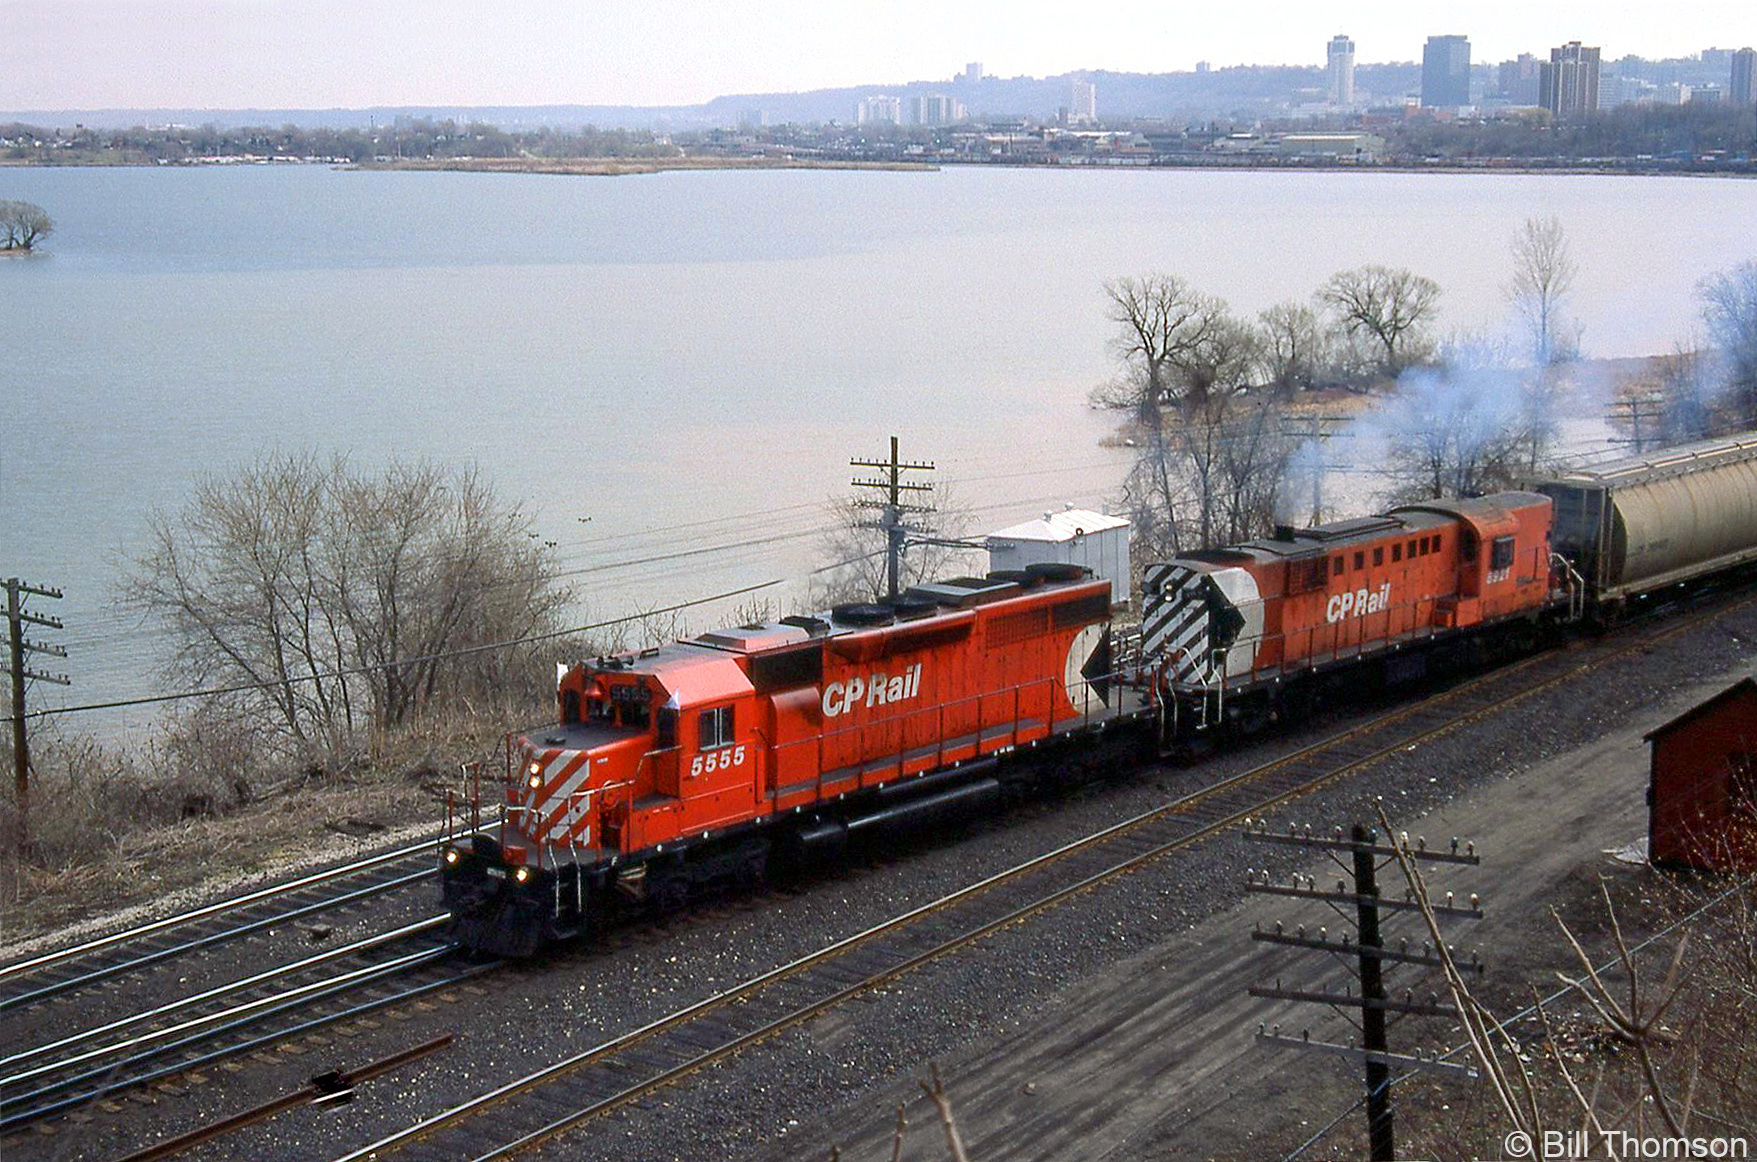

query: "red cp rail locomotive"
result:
(442, 568), (1133, 955)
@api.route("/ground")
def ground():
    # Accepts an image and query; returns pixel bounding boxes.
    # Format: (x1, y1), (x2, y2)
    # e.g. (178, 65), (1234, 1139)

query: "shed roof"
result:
(1644, 677), (1757, 742)
(987, 508), (1129, 544)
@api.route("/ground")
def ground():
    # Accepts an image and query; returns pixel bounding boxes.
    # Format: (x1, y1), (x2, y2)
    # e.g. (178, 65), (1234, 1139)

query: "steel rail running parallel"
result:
(0, 918), (473, 1132)
(333, 584), (1755, 1162)
(0, 832), (465, 1007)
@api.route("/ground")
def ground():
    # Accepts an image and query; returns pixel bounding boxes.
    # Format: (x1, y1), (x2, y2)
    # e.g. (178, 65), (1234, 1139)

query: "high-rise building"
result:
(1421, 35), (1471, 107)
(855, 95), (902, 125)
(1734, 48), (1756, 106)
(909, 94), (964, 126)
(1540, 41), (1601, 120)
(1497, 54), (1541, 105)
(1327, 34), (1356, 105)
(1068, 78), (1097, 124)
(962, 62), (983, 85)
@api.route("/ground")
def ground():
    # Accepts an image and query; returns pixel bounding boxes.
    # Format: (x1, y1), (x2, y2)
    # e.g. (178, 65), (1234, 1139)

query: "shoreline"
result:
(4, 155), (1752, 178)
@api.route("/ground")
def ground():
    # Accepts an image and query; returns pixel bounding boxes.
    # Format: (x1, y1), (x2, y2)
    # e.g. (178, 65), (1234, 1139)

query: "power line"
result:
(11, 576), (785, 723)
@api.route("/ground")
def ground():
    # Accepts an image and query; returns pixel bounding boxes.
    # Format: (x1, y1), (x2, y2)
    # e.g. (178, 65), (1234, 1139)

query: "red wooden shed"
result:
(1646, 677), (1757, 872)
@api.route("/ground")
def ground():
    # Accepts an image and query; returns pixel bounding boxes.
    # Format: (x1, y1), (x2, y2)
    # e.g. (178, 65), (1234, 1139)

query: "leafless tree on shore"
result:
(125, 453), (572, 754)
(1319, 264), (1442, 378)
(1506, 215), (1581, 368)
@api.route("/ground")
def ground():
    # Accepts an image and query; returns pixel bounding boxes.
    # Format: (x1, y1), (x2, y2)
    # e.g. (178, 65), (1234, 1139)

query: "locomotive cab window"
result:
(1490, 536), (1516, 571)
(1373, 547), (1384, 566)
(699, 705), (734, 749)
(1353, 551), (1364, 570)
(1332, 557), (1344, 576)
(656, 707), (678, 749)
(1391, 543), (1402, 563)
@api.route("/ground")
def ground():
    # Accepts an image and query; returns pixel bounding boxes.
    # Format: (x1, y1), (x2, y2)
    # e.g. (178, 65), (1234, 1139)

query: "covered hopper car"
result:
(1536, 432), (1757, 614)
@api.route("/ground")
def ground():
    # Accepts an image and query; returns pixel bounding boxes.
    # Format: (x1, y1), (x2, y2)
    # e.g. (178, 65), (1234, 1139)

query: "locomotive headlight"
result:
(443, 847), (459, 865)
(527, 773), (542, 789)
(527, 761), (542, 777)
(514, 866), (531, 884)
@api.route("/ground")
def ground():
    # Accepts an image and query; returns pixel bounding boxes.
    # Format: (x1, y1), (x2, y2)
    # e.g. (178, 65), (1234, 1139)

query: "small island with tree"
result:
(1, 199), (52, 252)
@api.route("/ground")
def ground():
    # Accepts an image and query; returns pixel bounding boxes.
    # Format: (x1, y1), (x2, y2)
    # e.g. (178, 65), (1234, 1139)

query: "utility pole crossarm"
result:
(848, 435), (936, 602)
(1245, 880), (1485, 919)
(1256, 1031), (1479, 1079)
(1244, 827), (1480, 866)
(1251, 929), (1485, 974)
(1248, 984), (1459, 1017)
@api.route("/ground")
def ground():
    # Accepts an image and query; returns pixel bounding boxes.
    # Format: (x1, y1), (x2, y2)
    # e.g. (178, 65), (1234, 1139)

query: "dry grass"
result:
(0, 697), (544, 950)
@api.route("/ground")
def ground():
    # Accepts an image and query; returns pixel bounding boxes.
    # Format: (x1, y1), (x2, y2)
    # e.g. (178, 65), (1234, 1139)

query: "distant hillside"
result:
(3, 62), (1427, 133)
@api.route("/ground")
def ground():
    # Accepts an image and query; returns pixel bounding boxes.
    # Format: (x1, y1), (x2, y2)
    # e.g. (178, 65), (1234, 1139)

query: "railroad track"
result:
(0, 833), (457, 1012)
(333, 587), (1750, 1162)
(0, 916), (484, 1133)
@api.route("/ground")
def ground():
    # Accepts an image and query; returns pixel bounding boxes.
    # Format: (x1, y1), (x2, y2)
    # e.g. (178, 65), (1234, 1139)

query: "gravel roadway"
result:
(7, 596), (1753, 1162)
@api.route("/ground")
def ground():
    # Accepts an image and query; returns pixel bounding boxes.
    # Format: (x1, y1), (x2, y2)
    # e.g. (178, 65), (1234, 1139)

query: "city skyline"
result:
(5, 0), (1755, 112)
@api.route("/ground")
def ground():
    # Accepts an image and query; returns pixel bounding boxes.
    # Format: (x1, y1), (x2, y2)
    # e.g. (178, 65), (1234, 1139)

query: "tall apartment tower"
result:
(1327, 34), (1356, 105)
(1734, 48), (1756, 106)
(1498, 53), (1542, 105)
(1068, 78), (1097, 124)
(1540, 41), (1601, 119)
(1421, 35), (1472, 107)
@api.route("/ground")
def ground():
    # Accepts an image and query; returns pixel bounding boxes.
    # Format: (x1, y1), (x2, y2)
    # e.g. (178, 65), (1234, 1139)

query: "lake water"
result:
(4, 163), (1755, 723)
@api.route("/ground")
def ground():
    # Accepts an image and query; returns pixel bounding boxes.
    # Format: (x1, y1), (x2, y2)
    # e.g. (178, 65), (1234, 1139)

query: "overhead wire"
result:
(12, 576), (788, 723)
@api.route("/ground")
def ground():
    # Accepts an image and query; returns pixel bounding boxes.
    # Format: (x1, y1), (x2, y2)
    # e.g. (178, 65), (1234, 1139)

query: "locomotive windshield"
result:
(594, 682), (652, 730)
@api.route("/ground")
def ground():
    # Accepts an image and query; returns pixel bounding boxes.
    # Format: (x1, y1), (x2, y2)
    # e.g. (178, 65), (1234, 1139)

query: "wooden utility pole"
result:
(851, 436), (935, 600)
(6, 578), (68, 851)
(1277, 416), (1350, 527)
(1244, 818), (1484, 1162)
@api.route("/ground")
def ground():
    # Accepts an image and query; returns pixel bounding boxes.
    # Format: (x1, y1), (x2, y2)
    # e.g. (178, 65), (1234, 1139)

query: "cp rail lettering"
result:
(822, 663), (925, 718)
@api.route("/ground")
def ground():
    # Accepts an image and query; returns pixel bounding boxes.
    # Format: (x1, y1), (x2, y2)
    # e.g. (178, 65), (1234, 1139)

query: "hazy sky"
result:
(6, 0), (1754, 111)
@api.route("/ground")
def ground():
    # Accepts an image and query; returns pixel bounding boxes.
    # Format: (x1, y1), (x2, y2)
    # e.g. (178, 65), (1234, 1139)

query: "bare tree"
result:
(812, 489), (975, 606)
(1319, 264), (1442, 378)
(1176, 314), (1261, 406)
(125, 453), (573, 753)
(0, 200), (52, 251)
(1257, 300), (1332, 397)
(1119, 394), (1295, 556)
(1092, 274), (1234, 426)
(1505, 215), (1581, 367)
(1698, 258), (1757, 426)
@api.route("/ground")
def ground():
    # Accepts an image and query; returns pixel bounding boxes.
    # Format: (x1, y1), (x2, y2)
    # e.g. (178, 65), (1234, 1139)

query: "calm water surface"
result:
(4, 164), (1754, 718)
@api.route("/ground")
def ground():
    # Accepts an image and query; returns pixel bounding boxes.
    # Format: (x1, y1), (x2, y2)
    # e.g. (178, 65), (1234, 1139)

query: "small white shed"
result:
(985, 508), (1132, 608)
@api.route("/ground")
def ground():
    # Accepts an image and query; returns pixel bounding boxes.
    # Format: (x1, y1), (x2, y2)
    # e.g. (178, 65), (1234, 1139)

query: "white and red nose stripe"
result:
(519, 747), (598, 847)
